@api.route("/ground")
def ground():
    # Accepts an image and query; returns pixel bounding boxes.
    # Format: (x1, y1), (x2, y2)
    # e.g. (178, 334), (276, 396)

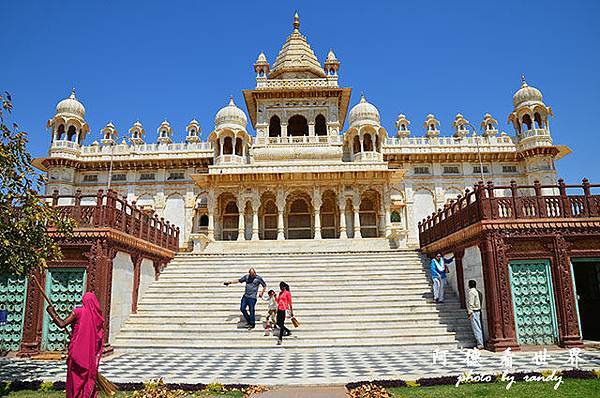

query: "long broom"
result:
(31, 275), (118, 396)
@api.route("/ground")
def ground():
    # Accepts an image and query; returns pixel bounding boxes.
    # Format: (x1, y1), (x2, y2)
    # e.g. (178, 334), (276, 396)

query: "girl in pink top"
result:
(47, 292), (104, 398)
(275, 281), (293, 345)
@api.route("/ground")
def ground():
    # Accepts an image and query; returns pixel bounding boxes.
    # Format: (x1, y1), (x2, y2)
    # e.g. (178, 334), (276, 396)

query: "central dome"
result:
(348, 95), (380, 127)
(56, 89), (85, 118)
(215, 97), (248, 129)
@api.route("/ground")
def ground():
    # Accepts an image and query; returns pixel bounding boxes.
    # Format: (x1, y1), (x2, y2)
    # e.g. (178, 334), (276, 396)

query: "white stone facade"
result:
(35, 15), (568, 251)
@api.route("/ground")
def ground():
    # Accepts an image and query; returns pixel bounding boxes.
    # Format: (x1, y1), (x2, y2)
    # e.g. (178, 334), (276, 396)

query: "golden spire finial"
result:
(293, 11), (300, 31)
(521, 73), (528, 87)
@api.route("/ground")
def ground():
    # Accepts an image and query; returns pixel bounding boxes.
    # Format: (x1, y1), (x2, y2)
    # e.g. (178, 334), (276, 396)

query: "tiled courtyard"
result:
(1, 347), (599, 386)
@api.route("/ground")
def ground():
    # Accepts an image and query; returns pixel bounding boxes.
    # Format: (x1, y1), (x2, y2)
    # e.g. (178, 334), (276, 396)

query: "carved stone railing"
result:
(352, 151), (383, 162)
(384, 135), (515, 155)
(255, 78), (339, 90)
(43, 189), (179, 252)
(215, 154), (246, 165)
(253, 135), (343, 146)
(419, 179), (600, 247)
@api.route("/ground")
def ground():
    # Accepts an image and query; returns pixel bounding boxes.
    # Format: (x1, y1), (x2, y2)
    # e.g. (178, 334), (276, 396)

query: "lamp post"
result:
(458, 123), (486, 182)
(106, 141), (115, 191)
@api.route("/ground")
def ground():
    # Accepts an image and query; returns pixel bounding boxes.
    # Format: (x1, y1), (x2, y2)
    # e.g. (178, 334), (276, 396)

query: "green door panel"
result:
(42, 268), (86, 351)
(509, 260), (559, 345)
(0, 275), (27, 351)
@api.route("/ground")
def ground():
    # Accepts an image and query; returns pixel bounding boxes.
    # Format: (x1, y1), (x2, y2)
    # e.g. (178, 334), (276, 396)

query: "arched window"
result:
(56, 124), (65, 140)
(488, 123), (493, 130)
(288, 115), (308, 136)
(363, 134), (373, 151)
(400, 124), (406, 131)
(522, 114), (533, 131)
(269, 115), (281, 137)
(223, 136), (233, 154)
(430, 124), (435, 131)
(375, 134), (380, 152)
(534, 112), (543, 129)
(353, 135), (361, 153)
(216, 138), (221, 156)
(259, 70), (265, 77)
(315, 114), (327, 135)
(67, 125), (77, 141)
(235, 137), (243, 155)
(199, 214), (209, 227)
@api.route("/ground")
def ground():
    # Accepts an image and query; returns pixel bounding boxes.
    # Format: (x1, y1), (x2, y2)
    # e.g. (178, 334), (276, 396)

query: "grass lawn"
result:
(388, 378), (600, 397)
(4, 391), (243, 397)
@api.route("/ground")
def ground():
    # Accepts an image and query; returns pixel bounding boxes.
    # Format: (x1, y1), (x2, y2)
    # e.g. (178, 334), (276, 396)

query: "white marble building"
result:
(34, 13), (568, 251)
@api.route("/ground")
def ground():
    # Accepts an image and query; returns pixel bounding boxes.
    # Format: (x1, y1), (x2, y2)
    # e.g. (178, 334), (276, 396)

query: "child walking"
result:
(263, 289), (277, 335)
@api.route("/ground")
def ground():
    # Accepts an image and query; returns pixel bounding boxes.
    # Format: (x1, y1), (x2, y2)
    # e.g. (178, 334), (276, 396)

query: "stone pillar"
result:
(338, 197), (347, 239)
(131, 253), (143, 313)
(551, 235), (583, 348)
(281, 123), (288, 137)
(352, 194), (362, 239)
(379, 203), (386, 237)
(207, 189), (215, 240)
(207, 212), (215, 240)
(480, 232), (519, 351)
(276, 189), (286, 240)
(18, 267), (45, 356)
(237, 199), (245, 241)
(308, 122), (315, 136)
(251, 198), (260, 241)
(454, 248), (466, 309)
(384, 206), (392, 237)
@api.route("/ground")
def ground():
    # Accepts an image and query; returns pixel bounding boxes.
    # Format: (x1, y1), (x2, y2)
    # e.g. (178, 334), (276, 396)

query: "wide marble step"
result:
(113, 249), (474, 352)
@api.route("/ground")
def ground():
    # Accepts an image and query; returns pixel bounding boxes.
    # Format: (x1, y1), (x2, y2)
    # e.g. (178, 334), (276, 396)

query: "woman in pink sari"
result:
(47, 292), (104, 398)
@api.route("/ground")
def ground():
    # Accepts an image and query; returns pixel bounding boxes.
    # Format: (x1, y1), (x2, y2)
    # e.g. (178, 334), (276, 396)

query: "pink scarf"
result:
(67, 292), (104, 398)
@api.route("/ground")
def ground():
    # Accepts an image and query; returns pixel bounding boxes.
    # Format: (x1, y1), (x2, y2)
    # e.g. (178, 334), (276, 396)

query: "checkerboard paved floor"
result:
(1, 348), (599, 385)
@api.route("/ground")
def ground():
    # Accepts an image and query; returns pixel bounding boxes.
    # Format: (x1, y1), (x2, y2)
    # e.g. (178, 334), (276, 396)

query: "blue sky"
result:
(2, 0), (599, 183)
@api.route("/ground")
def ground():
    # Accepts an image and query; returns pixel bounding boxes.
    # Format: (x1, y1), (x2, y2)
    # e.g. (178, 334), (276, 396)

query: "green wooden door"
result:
(42, 268), (86, 351)
(509, 260), (558, 345)
(0, 276), (27, 351)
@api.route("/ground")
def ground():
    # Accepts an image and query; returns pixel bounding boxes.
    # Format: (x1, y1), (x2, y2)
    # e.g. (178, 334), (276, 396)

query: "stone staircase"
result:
(113, 241), (474, 352)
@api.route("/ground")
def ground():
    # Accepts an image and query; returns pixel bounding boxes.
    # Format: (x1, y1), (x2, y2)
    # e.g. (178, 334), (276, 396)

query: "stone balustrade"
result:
(43, 189), (180, 252)
(418, 178), (600, 248)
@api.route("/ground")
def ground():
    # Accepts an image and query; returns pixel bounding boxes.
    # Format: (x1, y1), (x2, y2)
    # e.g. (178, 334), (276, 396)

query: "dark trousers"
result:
(277, 309), (290, 340)
(240, 296), (257, 326)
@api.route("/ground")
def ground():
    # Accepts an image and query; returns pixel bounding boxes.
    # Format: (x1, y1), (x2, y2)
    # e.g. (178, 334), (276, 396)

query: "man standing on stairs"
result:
(467, 280), (485, 349)
(224, 268), (266, 330)
(431, 253), (454, 303)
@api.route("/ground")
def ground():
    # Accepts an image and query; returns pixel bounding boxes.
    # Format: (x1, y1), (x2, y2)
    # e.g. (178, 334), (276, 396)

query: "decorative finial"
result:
(360, 92), (366, 103)
(229, 96), (235, 106)
(521, 73), (527, 87)
(70, 87), (76, 99)
(293, 11), (300, 30)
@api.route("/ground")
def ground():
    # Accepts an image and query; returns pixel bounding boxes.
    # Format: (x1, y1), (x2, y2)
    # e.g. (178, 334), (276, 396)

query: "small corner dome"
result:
(348, 95), (380, 127)
(256, 52), (268, 64)
(215, 97), (248, 129)
(513, 76), (543, 107)
(56, 89), (85, 118)
(326, 49), (338, 62)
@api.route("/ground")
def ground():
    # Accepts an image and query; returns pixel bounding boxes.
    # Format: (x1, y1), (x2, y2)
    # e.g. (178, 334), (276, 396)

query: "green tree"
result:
(0, 91), (73, 276)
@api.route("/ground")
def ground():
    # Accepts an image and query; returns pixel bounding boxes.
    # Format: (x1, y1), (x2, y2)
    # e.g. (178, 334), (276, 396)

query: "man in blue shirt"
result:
(224, 268), (266, 329)
(431, 253), (454, 303)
